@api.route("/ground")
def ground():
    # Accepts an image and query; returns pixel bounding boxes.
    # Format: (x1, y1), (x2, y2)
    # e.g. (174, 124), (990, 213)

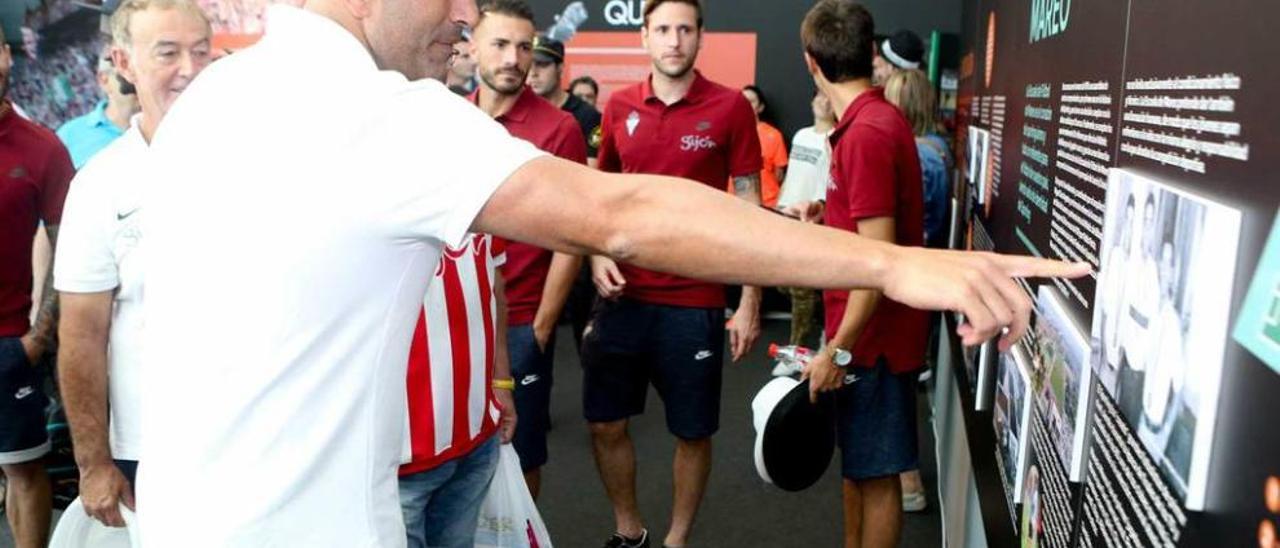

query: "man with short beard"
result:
(54, 0), (213, 528)
(0, 24), (74, 548)
(467, 0), (585, 500)
(586, 1), (763, 546)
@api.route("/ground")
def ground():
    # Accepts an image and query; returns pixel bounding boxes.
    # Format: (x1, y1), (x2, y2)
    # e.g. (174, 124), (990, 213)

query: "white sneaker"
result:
(902, 491), (928, 512)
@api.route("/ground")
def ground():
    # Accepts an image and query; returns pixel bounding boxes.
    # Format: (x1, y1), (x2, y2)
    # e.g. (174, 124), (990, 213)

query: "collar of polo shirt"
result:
(90, 100), (116, 128)
(640, 70), (713, 106)
(829, 87), (886, 144)
(469, 85), (540, 123)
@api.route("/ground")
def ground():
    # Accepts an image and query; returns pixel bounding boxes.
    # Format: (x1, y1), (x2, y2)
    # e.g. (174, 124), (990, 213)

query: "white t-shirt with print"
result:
(136, 6), (543, 547)
(52, 117), (148, 461)
(777, 126), (832, 208)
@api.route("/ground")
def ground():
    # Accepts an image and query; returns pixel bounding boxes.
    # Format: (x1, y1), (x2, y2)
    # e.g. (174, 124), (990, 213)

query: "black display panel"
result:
(953, 1), (1280, 546)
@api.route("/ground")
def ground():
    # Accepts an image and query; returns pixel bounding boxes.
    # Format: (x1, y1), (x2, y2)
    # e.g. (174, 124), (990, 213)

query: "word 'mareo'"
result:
(1030, 0), (1071, 43)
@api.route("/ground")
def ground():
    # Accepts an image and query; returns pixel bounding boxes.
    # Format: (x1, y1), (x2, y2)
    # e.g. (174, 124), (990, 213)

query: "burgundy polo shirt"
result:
(472, 86), (588, 326)
(0, 102), (74, 337)
(597, 71), (762, 308)
(823, 88), (929, 374)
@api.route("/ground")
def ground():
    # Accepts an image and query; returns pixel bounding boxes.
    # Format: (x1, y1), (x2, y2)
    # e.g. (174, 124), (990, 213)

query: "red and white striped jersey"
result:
(400, 233), (506, 475)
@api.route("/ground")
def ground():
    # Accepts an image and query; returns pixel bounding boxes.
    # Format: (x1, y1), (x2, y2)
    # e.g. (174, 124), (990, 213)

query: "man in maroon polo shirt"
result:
(0, 26), (73, 548)
(793, 2), (930, 547)
(468, 0), (586, 499)
(585, 1), (763, 546)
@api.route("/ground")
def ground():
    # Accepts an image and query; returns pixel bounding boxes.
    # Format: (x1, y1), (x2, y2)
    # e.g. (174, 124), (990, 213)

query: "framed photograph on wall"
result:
(1089, 168), (1242, 510)
(1034, 285), (1094, 481)
(994, 343), (1035, 506)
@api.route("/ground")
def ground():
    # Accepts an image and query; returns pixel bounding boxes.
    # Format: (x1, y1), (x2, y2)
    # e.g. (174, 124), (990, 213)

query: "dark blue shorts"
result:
(508, 323), (555, 471)
(580, 298), (724, 440)
(115, 459), (139, 486)
(837, 358), (919, 481)
(0, 337), (50, 465)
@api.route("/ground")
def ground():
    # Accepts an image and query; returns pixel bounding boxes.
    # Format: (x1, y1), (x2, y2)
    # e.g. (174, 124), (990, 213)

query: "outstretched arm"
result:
(473, 156), (1089, 348)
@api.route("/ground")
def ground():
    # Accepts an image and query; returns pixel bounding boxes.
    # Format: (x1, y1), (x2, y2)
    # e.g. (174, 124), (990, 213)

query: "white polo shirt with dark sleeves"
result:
(136, 6), (543, 547)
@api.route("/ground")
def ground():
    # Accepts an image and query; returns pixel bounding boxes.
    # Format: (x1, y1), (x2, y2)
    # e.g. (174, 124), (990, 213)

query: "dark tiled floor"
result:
(537, 320), (941, 547)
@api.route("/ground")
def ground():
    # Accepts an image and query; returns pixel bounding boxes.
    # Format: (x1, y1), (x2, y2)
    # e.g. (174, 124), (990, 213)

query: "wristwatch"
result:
(827, 346), (853, 368)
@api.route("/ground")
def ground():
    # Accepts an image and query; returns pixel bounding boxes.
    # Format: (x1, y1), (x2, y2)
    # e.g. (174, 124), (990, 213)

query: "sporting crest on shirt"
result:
(8, 166), (27, 180)
(590, 124), (603, 149)
(696, 121), (712, 132)
(625, 111), (640, 136)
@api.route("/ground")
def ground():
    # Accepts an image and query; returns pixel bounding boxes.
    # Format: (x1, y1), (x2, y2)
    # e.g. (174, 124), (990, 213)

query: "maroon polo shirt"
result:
(0, 102), (74, 337)
(472, 86), (588, 326)
(823, 88), (929, 374)
(597, 71), (762, 308)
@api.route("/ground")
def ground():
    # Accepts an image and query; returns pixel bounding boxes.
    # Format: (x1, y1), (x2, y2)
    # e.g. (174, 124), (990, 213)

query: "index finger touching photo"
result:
(998, 255), (1092, 280)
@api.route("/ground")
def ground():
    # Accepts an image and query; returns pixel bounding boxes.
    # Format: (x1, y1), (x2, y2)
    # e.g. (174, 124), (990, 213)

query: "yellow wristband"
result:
(492, 378), (515, 391)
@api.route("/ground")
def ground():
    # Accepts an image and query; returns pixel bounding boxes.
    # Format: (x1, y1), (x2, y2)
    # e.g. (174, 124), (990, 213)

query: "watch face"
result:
(834, 349), (853, 367)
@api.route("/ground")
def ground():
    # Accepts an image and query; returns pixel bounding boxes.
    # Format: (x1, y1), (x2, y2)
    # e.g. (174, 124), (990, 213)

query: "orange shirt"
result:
(726, 121), (788, 207)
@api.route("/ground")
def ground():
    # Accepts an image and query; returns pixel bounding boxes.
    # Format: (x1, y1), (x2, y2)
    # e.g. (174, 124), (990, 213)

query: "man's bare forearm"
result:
(730, 174), (764, 311)
(829, 217), (895, 349)
(532, 253), (581, 334)
(494, 275), (512, 380)
(829, 288), (881, 351)
(29, 226), (60, 354)
(476, 157), (894, 292)
(58, 292), (115, 468)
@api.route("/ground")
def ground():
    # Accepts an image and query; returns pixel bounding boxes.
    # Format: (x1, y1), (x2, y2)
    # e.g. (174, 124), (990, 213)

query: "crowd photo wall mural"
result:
(953, 0), (1280, 546)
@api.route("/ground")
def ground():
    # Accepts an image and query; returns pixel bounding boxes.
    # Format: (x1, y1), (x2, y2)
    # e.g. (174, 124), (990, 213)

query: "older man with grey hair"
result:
(54, 0), (212, 528)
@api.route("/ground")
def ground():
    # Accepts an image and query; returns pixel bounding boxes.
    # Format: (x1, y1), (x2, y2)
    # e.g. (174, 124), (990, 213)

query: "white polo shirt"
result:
(136, 6), (542, 547)
(52, 116), (148, 462)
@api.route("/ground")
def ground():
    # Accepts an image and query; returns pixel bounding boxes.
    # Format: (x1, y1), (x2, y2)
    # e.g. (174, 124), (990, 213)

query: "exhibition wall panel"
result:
(952, 0), (1280, 546)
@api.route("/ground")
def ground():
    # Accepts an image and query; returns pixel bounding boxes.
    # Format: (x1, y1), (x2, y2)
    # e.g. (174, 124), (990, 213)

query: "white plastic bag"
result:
(48, 498), (140, 548)
(475, 444), (553, 548)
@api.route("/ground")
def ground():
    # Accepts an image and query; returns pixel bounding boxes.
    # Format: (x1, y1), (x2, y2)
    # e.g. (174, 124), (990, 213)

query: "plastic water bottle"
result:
(767, 343), (861, 385)
(768, 343), (814, 377)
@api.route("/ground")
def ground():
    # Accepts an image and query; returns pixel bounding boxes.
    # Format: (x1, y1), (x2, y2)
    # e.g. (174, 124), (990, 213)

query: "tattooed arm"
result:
(728, 174), (763, 361)
(23, 225), (60, 363)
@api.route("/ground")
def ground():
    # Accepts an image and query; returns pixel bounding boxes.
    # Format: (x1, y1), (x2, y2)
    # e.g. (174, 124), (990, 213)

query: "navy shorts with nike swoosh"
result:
(581, 298), (725, 440)
(509, 323), (555, 471)
(0, 337), (51, 465)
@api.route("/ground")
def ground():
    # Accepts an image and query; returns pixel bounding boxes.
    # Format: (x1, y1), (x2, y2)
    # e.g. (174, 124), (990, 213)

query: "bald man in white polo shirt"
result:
(136, 1), (1088, 545)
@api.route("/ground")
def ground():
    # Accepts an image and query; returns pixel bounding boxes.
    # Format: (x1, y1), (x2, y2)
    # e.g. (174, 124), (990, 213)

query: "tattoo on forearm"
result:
(32, 226), (60, 353)
(732, 173), (762, 205)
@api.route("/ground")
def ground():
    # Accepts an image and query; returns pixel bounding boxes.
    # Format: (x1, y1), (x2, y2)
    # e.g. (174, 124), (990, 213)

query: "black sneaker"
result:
(604, 529), (650, 548)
